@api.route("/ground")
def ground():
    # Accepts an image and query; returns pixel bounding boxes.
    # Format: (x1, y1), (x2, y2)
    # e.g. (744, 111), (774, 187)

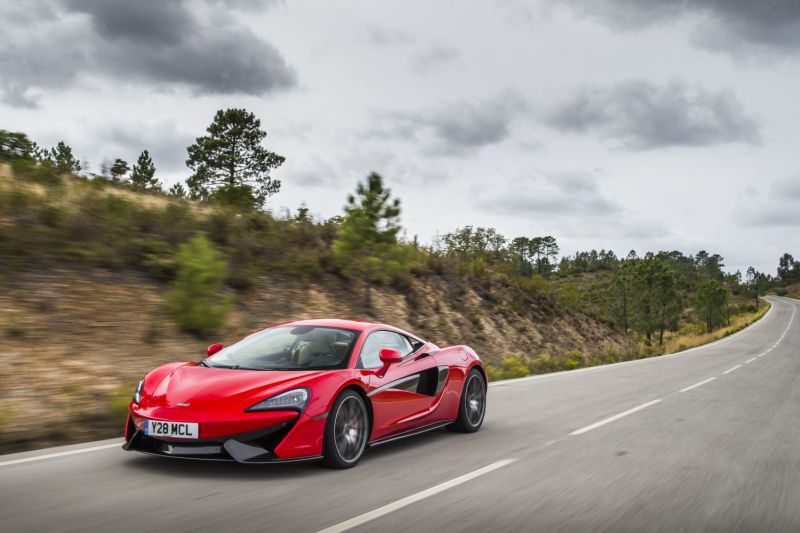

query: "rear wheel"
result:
(448, 369), (486, 433)
(322, 390), (369, 468)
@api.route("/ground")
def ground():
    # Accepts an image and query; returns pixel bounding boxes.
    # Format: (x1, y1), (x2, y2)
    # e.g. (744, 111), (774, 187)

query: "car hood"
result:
(144, 363), (322, 410)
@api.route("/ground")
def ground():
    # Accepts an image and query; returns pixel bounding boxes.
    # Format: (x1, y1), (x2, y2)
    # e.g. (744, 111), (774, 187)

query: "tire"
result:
(322, 390), (370, 468)
(448, 369), (486, 433)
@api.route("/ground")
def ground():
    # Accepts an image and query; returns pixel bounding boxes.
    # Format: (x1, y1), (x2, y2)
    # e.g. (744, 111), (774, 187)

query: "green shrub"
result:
(530, 353), (556, 373)
(10, 158), (61, 185)
(131, 237), (177, 281)
(560, 349), (584, 370)
(166, 233), (232, 336)
(556, 282), (581, 310)
(493, 356), (530, 379)
(529, 274), (550, 296)
(775, 287), (788, 296)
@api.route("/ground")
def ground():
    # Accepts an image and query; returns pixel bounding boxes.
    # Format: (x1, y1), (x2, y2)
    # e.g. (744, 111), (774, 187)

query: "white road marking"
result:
(745, 357), (757, 364)
(0, 442), (122, 467)
(679, 377), (716, 393)
(723, 365), (742, 375)
(316, 459), (517, 533)
(570, 399), (662, 436)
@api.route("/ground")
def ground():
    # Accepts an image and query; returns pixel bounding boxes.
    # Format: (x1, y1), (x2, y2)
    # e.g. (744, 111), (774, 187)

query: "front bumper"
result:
(123, 415), (322, 463)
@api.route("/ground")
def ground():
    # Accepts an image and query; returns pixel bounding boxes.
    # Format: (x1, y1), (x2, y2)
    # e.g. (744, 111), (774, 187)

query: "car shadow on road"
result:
(120, 428), (461, 480)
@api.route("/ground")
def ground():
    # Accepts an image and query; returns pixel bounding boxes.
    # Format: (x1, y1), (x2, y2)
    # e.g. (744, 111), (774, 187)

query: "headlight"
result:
(132, 379), (144, 404)
(246, 388), (309, 412)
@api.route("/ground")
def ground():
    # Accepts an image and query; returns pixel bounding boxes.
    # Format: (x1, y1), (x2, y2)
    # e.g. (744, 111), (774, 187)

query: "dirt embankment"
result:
(0, 268), (632, 453)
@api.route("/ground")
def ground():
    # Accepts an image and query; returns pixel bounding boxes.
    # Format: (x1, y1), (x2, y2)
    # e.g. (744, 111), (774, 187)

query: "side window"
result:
(358, 331), (413, 369)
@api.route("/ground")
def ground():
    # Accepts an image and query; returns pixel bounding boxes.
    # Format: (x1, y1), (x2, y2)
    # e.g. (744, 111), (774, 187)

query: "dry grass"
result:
(662, 302), (771, 354)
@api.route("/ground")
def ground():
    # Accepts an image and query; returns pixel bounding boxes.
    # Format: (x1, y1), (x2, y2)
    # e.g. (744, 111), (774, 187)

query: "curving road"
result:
(1, 296), (798, 532)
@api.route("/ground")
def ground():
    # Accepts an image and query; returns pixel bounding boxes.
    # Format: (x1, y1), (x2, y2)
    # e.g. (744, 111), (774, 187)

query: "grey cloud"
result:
(363, 25), (416, 47)
(288, 149), (450, 188)
(0, 0), (295, 106)
(545, 80), (761, 149)
(68, 0), (296, 95)
(742, 175), (800, 227)
(770, 175), (800, 200)
(0, 2), (89, 107)
(68, 0), (190, 45)
(482, 171), (622, 218)
(204, 0), (285, 8)
(562, 1), (800, 56)
(746, 206), (799, 227)
(374, 93), (525, 155)
(411, 43), (460, 73)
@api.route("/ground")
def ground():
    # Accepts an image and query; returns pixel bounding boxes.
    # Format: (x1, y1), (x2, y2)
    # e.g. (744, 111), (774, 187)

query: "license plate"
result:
(144, 420), (199, 439)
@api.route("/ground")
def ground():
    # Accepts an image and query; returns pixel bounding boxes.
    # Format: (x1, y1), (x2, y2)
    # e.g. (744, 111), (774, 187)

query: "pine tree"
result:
(47, 141), (81, 173)
(168, 182), (187, 198)
(109, 159), (129, 181)
(186, 108), (284, 209)
(696, 279), (729, 333)
(130, 150), (161, 192)
(332, 172), (409, 308)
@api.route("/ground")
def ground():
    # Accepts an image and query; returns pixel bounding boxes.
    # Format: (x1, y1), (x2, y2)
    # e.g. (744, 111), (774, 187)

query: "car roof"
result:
(278, 318), (385, 333)
(275, 318), (421, 339)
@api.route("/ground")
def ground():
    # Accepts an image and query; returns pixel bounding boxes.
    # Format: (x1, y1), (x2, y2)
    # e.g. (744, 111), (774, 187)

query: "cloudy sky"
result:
(2, 0), (799, 274)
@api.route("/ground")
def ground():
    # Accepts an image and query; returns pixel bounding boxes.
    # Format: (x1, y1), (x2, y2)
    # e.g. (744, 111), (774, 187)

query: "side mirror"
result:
(379, 348), (403, 364)
(376, 348), (403, 377)
(206, 343), (223, 357)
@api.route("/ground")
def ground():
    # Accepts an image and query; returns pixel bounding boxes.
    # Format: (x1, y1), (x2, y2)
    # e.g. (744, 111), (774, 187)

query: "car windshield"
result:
(205, 326), (359, 371)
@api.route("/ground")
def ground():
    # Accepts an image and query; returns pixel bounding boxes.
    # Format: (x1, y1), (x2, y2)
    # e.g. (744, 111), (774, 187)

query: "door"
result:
(359, 330), (443, 441)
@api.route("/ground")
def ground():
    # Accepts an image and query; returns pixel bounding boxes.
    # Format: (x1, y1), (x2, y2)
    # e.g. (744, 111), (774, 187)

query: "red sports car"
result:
(123, 319), (487, 468)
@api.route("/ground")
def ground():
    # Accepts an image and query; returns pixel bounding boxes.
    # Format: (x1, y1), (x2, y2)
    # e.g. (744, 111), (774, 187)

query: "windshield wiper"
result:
(205, 362), (240, 369)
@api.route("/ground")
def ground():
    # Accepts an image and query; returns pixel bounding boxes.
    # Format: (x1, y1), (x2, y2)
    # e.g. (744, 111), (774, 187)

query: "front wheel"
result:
(322, 390), (370, 468)
(448, 369), (486, 433)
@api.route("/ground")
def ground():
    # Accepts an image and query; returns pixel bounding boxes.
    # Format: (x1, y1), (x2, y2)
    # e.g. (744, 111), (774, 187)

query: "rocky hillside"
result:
(0, 267), (631, 453)
(0, 164), (637, 452)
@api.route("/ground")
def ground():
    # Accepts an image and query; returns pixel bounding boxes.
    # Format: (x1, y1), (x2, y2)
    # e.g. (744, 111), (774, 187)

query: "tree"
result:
(332, 172), (409, 308)
(441, 226), (507, 262)
(166, 234), (231, 336)
(653, 264), (681, 345)
(168, 182), (187, 198)
(696, 279), (729, 333)
(109, 158), (129, 181)
(746, 266), (769, 309)
(624, 255), (681, 345)
(695, 250), (725, 281)
(0, 130), (34, 160)
(46, 141), (81, 173)
(629, 255), (659, 344)
(542, 236), (560, 274)
(777, 253), (799, 284)
(611, 258), (636, 334)
(186, 108), (284, 209)
(509, 237), (532, 276)
(130, 150), (161, 192)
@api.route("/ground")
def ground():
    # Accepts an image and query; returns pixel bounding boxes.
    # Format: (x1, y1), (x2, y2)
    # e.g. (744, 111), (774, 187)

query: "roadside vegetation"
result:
(1, 113), (797, 451)
(0, 115), (791, 347)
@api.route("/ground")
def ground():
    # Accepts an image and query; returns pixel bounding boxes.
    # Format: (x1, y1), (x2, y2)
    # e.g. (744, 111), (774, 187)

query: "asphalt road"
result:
(2, 296), (798, 532)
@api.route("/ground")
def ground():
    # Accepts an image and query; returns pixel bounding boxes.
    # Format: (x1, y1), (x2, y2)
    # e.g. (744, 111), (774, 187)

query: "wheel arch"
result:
(335, 383), (374, 435)
(468, 362), (488, 389)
